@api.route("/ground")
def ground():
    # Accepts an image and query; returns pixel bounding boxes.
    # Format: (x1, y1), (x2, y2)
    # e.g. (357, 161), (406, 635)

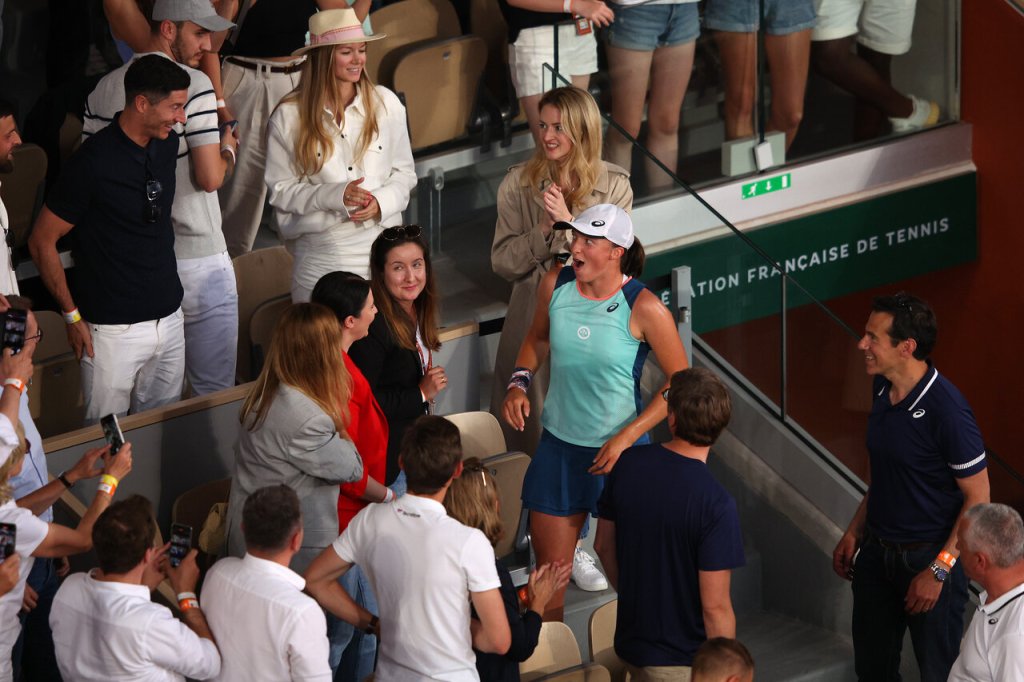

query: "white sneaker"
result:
(889, 95), (940, 132)
(572, 547), (608, 592)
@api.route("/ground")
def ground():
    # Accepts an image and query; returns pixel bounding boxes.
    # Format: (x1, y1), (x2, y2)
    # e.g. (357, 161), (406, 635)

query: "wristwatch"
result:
(930, 561), (950, 582)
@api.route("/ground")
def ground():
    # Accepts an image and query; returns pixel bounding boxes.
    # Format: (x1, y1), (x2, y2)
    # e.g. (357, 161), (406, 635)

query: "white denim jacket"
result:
(264, 85), (416, 292)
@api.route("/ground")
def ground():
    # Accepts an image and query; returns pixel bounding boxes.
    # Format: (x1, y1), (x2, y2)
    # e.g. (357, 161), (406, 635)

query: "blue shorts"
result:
(704, 0), (817, 35)
(522, 429), (650, 516)
(605, 2), (700, 51)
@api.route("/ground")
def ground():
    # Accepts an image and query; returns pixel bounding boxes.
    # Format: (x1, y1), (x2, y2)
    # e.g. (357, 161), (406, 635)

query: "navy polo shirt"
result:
(46, 113), (183, 325)
(865, 364), (987, 544)
(598, 443), (745, 667)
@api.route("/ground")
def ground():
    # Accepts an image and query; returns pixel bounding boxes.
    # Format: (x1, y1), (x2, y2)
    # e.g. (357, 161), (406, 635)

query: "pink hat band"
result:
(310, 25), (367, 46)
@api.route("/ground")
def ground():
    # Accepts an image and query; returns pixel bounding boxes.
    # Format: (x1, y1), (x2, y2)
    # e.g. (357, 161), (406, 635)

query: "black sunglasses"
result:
(145, 170), (163, 224)
(381, 225), (422, 241)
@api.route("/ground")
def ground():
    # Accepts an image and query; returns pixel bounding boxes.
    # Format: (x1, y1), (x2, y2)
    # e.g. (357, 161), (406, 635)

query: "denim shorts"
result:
(605, 2), (700, 51)
(704, 0), (817, 36)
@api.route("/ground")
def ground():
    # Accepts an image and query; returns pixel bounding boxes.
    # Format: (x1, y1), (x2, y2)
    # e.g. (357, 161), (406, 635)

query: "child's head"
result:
(443, 457), (503, 547)
(692, 638), (754, 682)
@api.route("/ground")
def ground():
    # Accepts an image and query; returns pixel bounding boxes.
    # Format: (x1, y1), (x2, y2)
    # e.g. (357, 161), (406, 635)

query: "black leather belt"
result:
(225, 56), (304, 74)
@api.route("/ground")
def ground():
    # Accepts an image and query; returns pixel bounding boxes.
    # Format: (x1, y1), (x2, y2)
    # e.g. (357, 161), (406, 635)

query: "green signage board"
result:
(646, 173), (978, 333)
(742, 173), (791, 199)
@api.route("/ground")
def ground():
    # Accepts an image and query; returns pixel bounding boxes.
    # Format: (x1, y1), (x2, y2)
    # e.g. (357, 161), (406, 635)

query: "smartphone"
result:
(169, 523), (192, 568)
(221, 119), (238, 135)
(100, 414), (125, 455)
(0, 309), (26, 355)
(0, 523), (15, 562)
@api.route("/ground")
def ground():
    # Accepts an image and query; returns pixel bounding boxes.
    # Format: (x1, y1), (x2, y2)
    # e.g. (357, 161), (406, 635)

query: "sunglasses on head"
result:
(381, 225), (422, 241)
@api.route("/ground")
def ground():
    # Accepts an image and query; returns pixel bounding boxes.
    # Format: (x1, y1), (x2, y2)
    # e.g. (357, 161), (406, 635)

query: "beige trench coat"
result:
(489, 161), (633, 455)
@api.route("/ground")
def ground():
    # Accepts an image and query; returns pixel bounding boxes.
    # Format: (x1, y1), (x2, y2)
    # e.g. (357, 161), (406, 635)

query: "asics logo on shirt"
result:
(912, 409), (926, 418)
(606, 303), (619, 313)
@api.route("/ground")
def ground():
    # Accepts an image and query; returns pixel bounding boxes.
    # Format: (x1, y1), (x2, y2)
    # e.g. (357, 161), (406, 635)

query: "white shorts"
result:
(812, 0), (917, 55)
(508, 24), (598, 99)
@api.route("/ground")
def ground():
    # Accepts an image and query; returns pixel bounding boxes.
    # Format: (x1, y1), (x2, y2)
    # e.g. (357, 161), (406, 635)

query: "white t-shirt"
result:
(83, 51), (225, 260)
(949, 582), (1024, 682)
(334, 494), (501, 681)
(202, 554), (331, 681)
(0, 498), (49, 678)
(50, 571), (221, 681)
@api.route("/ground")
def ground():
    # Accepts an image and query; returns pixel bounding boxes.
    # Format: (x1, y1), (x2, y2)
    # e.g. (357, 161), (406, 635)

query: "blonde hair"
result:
(240, 303), (352, 434)
(285, 44), (382, 178)
(0, 422), (28, 504)
(524, 86), (603, 211)
(443, 457), (502, 547)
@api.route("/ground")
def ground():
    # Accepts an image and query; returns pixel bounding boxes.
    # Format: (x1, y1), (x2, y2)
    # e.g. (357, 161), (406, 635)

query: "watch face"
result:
(931, 564), (949, 582)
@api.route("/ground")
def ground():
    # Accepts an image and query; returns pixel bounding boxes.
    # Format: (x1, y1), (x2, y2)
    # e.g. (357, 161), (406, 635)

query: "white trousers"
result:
(81, 308), (186, 424)
(178, 252), (239, 395)
(218, 58), (304, 257)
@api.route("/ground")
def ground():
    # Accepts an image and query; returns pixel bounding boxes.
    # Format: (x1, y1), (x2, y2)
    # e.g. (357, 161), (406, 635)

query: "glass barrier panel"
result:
(783, 296), (869, 482)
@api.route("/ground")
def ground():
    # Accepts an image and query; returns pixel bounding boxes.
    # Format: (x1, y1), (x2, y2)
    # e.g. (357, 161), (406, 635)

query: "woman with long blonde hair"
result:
(225, 303), (364, 573)
(264, 8), (417, 301)
(491, 86), (633, 456)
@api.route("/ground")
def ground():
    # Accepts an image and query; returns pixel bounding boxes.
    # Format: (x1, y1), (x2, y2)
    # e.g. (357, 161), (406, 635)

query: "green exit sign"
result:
(742, 173), (791, 199)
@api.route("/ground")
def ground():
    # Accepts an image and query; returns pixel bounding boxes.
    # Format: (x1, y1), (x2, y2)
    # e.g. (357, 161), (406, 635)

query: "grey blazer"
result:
(226, 384), (363, 574)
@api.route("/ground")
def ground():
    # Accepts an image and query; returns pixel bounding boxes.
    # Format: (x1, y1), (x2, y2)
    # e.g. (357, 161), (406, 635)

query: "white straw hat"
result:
(292, 8), (386, 57)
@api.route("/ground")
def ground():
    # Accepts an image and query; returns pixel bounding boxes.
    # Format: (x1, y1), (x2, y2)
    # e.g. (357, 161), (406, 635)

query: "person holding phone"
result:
(0, 428), (132, 680)
(50, 495), (220, 681)
(264, 8), (416, 301)
(349, 227), (445, 493)
(225, 303), (364, 574)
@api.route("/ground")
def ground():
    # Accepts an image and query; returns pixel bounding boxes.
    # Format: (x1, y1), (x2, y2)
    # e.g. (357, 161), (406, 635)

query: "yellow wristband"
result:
(63, 308), (82, 324)
(98, 474), (119, 497)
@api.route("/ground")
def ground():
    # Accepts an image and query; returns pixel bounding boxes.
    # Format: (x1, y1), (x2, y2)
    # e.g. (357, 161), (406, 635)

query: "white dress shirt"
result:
(202, 553), (331, 681)
(50, 571), (221, 681)
(264, 84), (416, 291)
(948, 582), (1024, 682)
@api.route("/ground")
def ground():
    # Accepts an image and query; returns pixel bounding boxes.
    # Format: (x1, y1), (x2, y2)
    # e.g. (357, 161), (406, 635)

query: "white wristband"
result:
(563, 0), (572, 11)
(176, 591), (197, 602)
(216, 98), (226, 109)
(220, 146), (236, 165)
(63, 308), (81, 324)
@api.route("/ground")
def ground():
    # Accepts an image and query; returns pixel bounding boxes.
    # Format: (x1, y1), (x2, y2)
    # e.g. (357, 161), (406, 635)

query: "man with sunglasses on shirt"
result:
(29, 55), (189, 425)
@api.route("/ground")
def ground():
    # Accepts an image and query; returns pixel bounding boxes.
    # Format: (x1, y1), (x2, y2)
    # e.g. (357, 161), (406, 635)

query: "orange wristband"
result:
(937, 551), (956, 568)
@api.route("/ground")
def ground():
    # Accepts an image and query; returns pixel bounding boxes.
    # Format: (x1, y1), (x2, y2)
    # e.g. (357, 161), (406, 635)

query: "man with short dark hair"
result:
(202, 484), (332, 681)
(50, 494), (221, 680)
(595, 367), (744, 682)
(305, 415), (511, 680)
(30, 55), (191, 424)
(691, 638), (754, 682)
(832, 292), (990, 682)
(84, 0), (241, 395)
(947, 503), (1024, 681)
(0, 99), (22, 296)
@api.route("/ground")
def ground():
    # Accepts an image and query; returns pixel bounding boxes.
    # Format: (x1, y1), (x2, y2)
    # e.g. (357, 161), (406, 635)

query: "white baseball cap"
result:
(554, 204), (634, 249)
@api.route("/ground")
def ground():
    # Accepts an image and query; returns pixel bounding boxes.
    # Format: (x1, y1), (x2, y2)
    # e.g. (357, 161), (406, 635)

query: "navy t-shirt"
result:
(597, 443), (744, 667)
(865, 364), (987, 543)
(46, 114), (183, 325)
